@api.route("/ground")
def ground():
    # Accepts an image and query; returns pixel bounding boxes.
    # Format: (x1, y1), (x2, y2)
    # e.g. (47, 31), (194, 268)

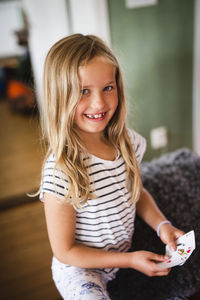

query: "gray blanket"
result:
(108, 148), (200, 300)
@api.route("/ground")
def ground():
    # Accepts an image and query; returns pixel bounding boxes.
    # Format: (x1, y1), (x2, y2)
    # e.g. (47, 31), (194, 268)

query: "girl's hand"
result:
(129, 251), (171, 277)
(159, 223), (185, 251)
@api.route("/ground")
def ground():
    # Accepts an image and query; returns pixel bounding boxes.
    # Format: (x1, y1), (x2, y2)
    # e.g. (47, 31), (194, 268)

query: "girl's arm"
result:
(43, 192), (170, 276)
(136, 188), (184, 251)
(44, 192), (130, 269)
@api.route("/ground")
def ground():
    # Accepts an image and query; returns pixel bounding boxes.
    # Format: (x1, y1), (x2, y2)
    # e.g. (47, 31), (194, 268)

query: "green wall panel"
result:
(108, 0), (194, 160)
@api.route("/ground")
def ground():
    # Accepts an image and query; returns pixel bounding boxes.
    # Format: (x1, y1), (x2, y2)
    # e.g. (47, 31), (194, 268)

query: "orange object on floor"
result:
(7, 80), (34, 106)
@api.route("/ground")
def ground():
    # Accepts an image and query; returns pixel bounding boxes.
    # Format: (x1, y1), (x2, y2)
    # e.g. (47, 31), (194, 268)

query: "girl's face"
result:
(74, 56), (118, 140)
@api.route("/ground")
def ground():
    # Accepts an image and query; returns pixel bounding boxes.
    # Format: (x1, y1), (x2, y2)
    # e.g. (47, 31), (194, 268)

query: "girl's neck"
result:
(80, 132), (117, 161)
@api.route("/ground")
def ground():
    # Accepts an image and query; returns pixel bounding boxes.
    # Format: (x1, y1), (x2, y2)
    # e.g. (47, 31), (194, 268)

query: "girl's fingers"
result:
(153, 264), (171, 275)
(154, 269), (171, 277)
(167, 241), (177, 252)
(146, 261), (171, 277)
(150, 253), (168, 262)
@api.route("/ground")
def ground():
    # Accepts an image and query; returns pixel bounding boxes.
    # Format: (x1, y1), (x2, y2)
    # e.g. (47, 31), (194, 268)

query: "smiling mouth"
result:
(84, 112), (106, 119)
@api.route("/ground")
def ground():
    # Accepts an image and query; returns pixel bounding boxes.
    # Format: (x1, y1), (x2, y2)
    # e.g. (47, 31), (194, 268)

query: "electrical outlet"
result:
(150, 126), (168, 149)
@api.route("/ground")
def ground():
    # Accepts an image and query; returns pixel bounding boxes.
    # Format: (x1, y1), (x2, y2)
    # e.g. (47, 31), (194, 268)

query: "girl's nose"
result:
(91, 92), (105, 110)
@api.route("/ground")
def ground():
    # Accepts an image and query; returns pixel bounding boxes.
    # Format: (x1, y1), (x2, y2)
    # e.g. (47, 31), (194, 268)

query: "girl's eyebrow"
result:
(106, 81), (115, 85)
(80, 85), (91, 89)
(81, 81), (116, 88)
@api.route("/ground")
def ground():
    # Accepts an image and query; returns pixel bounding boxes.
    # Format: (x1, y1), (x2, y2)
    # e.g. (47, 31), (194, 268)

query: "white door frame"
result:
(69, 0), (111, 45)
(22, 0), (70, 109)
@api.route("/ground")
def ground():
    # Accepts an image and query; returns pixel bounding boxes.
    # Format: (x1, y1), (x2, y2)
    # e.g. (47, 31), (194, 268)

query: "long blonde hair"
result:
(41, 33), (142, 209)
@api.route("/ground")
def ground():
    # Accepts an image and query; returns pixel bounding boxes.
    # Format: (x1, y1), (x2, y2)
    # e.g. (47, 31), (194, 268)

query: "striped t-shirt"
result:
(40, 129), (146, 279)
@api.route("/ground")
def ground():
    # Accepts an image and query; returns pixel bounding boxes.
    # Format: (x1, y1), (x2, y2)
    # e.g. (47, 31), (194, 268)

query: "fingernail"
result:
(164, 256), (169, 260)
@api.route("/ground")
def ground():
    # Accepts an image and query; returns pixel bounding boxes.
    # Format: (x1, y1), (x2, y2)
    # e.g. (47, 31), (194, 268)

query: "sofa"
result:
(107, 148), (200, 300)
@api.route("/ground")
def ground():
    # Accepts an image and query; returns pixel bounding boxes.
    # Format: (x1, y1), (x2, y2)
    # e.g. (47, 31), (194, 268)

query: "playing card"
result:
(157, 230), (195, 269)
(176, 230), (195, 265)
(158, 251), (183, 268)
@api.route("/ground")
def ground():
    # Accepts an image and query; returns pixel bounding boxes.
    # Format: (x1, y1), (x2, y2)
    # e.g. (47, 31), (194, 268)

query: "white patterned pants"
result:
(51, 257), (112, 300)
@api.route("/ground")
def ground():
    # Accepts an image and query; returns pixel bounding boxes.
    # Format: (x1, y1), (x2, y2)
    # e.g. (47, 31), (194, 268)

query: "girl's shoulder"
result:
(43, 153), (60, 176)
(127, 128), (147, 164)
(40, 153), (69, 202)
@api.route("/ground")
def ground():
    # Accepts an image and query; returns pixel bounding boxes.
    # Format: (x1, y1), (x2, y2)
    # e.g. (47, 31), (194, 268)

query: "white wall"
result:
(69, 0), (110, 45)
(22, 0), (70, 109)
(0, 1), (24, 57)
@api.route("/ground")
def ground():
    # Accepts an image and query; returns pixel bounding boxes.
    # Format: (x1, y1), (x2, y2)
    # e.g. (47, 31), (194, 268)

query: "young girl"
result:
(40, 34), (184, 300)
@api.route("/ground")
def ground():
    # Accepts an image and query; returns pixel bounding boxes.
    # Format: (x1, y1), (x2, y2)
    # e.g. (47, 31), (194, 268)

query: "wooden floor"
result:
(0, 201), (61, 300)
(0, 99), (61, 299)
(0, 99), (43, 204)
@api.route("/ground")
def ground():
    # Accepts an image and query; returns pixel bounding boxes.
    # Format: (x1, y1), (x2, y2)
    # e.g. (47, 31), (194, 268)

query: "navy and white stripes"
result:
(40, 128), (146, 279)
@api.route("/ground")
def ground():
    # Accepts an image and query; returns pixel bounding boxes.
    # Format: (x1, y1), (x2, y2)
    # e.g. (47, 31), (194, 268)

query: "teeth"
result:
(85, 113), (105, 119)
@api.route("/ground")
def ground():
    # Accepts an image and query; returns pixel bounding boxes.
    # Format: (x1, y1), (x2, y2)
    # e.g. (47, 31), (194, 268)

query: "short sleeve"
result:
(39, 154), (69, 201)
(127, 128), (146, 164)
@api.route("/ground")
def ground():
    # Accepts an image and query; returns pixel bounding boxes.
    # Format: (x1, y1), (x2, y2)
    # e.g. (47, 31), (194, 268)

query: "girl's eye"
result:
(104, 86), (113, 92)
(81, 89), (89, 95)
